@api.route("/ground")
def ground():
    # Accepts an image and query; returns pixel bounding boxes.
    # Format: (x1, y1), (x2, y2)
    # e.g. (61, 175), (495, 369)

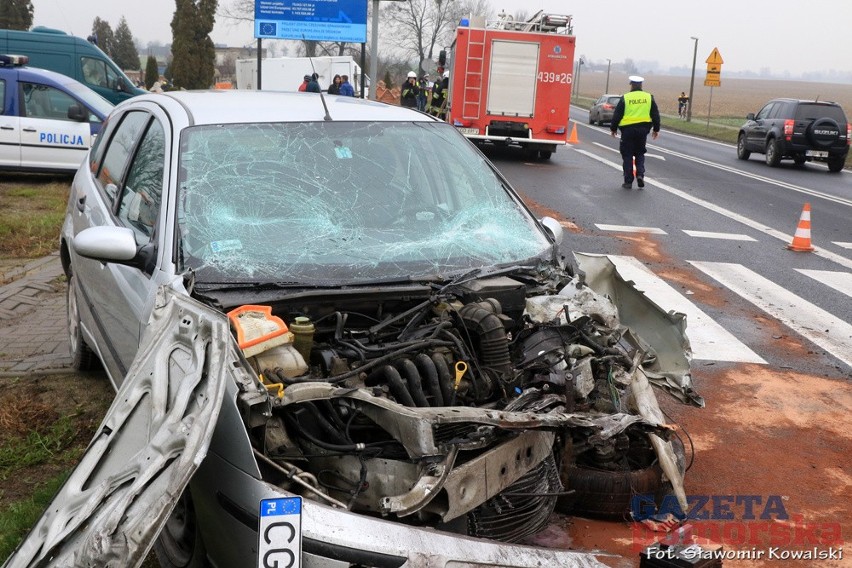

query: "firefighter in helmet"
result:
(400, 71), (419, 108)
(429, 70), (450, 119)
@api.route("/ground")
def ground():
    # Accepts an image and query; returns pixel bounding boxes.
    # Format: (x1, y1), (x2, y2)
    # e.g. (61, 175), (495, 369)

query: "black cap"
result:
(304, 75), (311, 81)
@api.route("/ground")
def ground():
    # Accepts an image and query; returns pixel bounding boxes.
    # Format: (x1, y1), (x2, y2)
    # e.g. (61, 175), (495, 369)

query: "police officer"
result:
(610, 76), (660, 189)
(400, 71), (419, 108)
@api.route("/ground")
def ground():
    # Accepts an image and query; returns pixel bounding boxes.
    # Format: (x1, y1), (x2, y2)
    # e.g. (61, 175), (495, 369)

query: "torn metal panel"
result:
(574, 252), (703, 407)
(3, 289), (229, 568)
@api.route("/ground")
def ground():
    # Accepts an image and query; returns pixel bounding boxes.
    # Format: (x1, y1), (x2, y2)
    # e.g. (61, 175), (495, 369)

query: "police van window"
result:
(21, 83), (79, 121)
(96, 111), (149, 203)
(82, 57), (111, 89)
(118, 120), (165, 245)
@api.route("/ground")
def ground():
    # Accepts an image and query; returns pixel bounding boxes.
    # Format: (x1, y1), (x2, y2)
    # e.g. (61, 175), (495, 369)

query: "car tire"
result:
(588, 113), (594, 125)
(154, 489), (209, 568)
(736, 133), (751, 160)
(557, 437), (686, 521)
(793, 155), (806, 167)
(67, 274), (96, 371)
(539, 150), (552, 160)
(807, 117), (841, 148)
(827, 157), (845, 173)
(765, 138), (782, 167)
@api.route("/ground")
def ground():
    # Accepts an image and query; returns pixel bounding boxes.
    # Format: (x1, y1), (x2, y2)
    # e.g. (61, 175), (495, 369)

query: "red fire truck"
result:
(445, 12), (575, 160)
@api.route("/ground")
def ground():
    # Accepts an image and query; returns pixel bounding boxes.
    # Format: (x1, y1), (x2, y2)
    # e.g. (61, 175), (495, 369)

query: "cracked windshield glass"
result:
(177, 121), (551, 283)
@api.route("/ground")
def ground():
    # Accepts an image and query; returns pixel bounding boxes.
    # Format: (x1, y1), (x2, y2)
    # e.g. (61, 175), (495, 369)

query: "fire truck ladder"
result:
(462, 28), (486, 120)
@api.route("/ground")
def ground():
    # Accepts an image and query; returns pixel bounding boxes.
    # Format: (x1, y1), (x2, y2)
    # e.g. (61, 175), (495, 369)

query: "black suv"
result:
(737, 98), (849, 172)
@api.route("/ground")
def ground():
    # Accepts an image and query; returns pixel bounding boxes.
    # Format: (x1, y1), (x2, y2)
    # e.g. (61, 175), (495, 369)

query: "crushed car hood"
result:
(3, 288), (230, 568)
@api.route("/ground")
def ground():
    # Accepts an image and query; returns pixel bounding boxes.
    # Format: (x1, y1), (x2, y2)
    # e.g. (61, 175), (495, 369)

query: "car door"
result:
(69, 107), (170, 384)
(0, 77), (20, 167)
(746, 101), (775, 150)
(18, 80), (93, 170)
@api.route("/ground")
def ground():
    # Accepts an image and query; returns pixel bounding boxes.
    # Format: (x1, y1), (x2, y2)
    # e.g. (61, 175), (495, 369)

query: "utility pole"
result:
(688, 37), (698, 122)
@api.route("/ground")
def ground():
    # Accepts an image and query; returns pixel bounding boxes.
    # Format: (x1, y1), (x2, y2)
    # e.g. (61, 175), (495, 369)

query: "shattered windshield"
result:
(177, 121), (551, 284)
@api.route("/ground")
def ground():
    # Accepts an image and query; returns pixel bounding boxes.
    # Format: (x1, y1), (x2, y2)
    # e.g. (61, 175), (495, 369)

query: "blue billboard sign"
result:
(255, 0), (368, 43)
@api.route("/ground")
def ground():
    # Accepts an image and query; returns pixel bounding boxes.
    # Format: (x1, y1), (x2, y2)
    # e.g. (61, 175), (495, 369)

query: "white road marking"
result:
(595, 224), (667, 234)
(682, 230), (757, 241)
(592, 141), (666, 160)
(690, 261), (852, 369)
(575, 149), (852, 272)
(607, 256), (766, 364)
(795, 269), (852, 296)
(833, 242), (852, 249)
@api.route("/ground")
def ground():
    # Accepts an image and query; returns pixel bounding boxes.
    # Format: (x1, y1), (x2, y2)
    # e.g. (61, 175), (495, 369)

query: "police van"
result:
(0, 54), (113, 173)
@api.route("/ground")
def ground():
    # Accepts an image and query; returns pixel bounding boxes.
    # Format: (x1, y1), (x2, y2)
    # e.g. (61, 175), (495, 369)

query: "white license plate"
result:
(258, 497), (302, 568)
(457, 127), (479, 135)
(806, 150), (828, 158)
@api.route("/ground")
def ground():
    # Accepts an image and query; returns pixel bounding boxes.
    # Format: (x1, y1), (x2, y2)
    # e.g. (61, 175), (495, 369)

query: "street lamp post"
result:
(605, 58), (611, 93)
(574, 57), (584, 98)
(688, 36), (698, 122)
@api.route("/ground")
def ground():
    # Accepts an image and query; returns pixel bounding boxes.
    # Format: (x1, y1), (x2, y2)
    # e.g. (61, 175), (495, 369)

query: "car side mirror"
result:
(539, 216), (564, 246)
(746, 113), (755, 121)
(67, 104), (88, 122)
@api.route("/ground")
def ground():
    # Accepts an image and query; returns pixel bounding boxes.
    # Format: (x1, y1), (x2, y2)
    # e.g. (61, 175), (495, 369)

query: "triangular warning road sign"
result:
(706, 48), (724, 65)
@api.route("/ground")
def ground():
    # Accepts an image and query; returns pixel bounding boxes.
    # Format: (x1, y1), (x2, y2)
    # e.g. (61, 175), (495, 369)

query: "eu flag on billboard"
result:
(255, 0), (368, 43)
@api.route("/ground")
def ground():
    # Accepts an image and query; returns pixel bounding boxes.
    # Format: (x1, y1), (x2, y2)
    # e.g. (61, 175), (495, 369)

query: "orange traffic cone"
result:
(787, 203), (815, 252)
(567, 123), (579, 144)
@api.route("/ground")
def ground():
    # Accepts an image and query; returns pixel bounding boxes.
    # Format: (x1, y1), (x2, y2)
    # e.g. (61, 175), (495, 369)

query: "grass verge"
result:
(0, 175), (71, 259)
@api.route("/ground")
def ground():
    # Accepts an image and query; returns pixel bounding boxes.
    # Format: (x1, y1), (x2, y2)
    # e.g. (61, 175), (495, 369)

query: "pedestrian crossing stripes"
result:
(795, 269), (852, 296)
(833, 242), (852, 250)
(596, 224), (667, 234)
(597, 225), (757, 242)
(689, 261), (852, 369)
(681, 230), (756, 241)
(606, 256), (766, 364)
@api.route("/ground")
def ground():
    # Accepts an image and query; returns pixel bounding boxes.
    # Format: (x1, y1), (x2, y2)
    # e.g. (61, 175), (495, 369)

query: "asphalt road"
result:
(482, 108), (852, 380)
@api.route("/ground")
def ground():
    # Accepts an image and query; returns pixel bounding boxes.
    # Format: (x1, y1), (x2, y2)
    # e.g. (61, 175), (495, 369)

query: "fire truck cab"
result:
(446, 11), (575, 160)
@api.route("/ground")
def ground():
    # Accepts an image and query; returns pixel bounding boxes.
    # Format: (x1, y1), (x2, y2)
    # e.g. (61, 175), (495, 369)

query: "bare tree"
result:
(380, 0), (493, 76)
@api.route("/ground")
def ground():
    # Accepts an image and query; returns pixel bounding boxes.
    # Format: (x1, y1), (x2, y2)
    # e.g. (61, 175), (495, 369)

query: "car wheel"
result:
(154, 489), (209, 568)
(736, 133), (751, 160)
(807, 117), (841, 148)
(793, 155), (806, 166)
(557, 437), (686, 521)
(765, 138), (781, 167)
(67, 274), (96, 371)
(827, 157), (845, 172)
(588, 113), (594, 124)
(538, 150), (552, 160)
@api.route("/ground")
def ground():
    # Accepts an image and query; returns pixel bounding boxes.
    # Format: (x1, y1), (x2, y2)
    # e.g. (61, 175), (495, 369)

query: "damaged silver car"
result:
(5, 91), (700, 568)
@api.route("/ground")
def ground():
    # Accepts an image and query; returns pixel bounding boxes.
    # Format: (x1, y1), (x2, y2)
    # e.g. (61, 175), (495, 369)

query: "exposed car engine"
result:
(213, 263), (690, 543)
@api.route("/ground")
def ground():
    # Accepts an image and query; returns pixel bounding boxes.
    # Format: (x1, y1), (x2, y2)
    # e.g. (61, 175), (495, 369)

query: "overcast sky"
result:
(29, 0), (852, 77)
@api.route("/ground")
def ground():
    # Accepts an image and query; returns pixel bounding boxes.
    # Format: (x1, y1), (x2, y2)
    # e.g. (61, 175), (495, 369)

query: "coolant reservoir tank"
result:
(290, 316), (315, 363)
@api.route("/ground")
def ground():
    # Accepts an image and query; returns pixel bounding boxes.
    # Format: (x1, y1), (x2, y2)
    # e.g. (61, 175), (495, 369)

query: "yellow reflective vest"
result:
(620, 90), (653, 126)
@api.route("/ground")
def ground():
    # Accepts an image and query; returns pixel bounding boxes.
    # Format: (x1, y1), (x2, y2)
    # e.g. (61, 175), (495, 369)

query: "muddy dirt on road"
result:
(566, 363), (852, 568)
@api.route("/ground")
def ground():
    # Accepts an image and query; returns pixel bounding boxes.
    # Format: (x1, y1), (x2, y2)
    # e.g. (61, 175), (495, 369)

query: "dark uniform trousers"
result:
(619, 124), (652, 183)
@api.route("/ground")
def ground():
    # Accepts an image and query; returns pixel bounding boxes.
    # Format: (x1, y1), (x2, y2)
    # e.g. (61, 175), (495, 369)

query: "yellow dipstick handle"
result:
(454, 361), (468, 391)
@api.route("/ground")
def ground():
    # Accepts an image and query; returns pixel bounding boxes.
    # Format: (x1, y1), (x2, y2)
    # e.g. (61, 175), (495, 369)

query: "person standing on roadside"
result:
(339, 75), (355, 96)
(610, 75), (660, 189)
(400, 71), (419, 108)
(306, 73), (322, 93)
(328, 74), (342, 95)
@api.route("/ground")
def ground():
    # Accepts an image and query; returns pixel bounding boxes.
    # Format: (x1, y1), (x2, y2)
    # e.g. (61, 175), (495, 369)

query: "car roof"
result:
(0, 63), (77, 86)
(130, 90), (440, 126)
(768, 97), (841, 106)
